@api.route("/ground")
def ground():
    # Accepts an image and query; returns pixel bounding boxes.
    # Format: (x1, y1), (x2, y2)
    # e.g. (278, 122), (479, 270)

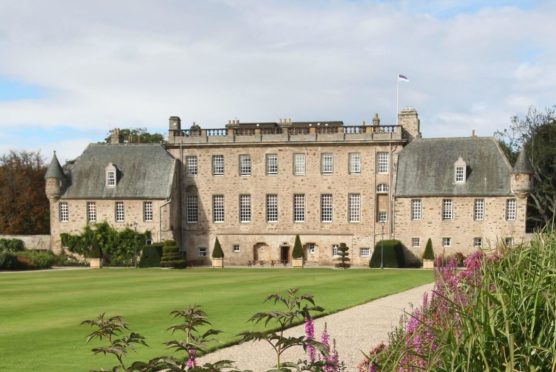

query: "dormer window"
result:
(454, 157), (466, 184)
(106, 163), (117, 188)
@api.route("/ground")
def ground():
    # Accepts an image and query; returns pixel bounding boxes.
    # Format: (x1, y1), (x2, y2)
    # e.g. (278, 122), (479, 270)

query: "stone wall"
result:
(49, 198), (176, 253)
(168, 142), (404, 266)
(393, 196), (528, 259)
(0, 235), (50, 250)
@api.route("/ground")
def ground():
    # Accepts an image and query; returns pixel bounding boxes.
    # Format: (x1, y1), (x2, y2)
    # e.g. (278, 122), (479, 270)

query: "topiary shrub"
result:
(423, 238), (434, 260)
(335, 242), (350, 269)
(139, 243), (163, 268)
(160, 241), (186, 268)
(16, 251), (56, 269)
(369, 240), (405, 268)
(292, 235), (303, 259)
(212, 237), (224, 259)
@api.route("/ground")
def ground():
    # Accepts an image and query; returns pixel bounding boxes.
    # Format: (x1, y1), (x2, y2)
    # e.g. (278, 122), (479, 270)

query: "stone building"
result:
(46, 108), (532, 265)
(45, 143), (178, 253)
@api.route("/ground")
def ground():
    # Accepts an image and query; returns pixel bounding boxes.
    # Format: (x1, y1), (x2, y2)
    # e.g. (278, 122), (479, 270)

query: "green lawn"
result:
(0, 268), (432, 371)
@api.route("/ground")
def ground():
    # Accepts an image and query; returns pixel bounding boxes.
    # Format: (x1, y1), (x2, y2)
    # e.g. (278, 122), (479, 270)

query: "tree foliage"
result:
(423, 238), (434, 260)
(495, 106), (556, 227)
(335, 243), (350, 269)
(0, 150), (50, 234)
(292, 235), (304, 259)
(212, 237), (224, 259)
(104, 128), (164, 144)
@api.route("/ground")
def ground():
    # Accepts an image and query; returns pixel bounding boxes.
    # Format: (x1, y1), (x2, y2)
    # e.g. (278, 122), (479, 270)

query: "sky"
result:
(0, 0), (555, 163)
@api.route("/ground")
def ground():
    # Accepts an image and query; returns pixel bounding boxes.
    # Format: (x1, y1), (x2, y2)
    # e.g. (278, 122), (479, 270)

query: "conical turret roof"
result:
(45, 151), (65, 179)
(512, 147), (533, 174)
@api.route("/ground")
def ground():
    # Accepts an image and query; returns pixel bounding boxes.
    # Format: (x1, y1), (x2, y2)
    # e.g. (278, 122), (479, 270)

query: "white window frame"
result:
(239, 194), (251, 223)
(473, 237), (482, 248)
(332, 244), (339, 257)
(186, 156), (198, 176)
(377, 211), (387, 223)
(198, 247), (207, 257)
(212, 155), (224, 176)
(411, 199), (422, 220)
(506, 199), (516, 221)
(266, 194), (278, 223)
(266, 154), (278, 175)
(213, 195), (224, 223)
(186, 195), (198, 223)
(320, 194), (333, 223)
(143, 201), (153, 222)
(87, 202), (96, 223)
(59, 202), (69, 222)
(360, 247), (370, 257)
(455, 165), (465, 183)
(376, 184), (389, 193)
(106, 171), (116, 187)
(293, 194), (305, 223)
(348, 193), (361, 223)
(308, 243), (316, 254)
(474, 199), (485, 221)
(504, 237), (513, 246)
(233, 244), (240, 253)
(442, 199), (453, 220)
(115, 201), (125, 223)
(411, 237), (420, 248)
(377, 152), (389, 174)
(442, 237), (452, 247)
(321, 153), (333, 175)
(239, 154), (251, 176)
(293, 153), (305, 176)
(349, 153), (361, 174)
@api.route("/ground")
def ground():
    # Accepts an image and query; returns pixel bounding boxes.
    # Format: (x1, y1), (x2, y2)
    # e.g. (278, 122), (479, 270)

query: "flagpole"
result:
(396, 74), (399, 124)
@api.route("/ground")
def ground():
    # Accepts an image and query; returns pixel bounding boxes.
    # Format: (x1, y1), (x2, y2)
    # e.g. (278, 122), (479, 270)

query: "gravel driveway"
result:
(199, 282), (434, 371)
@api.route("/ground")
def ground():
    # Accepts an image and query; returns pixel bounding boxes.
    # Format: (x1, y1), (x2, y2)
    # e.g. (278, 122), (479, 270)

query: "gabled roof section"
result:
(395, 137), (513, 197)
(512, 148), (533, 174)
(61, 144), (175, 199)
(45, 152), (65, 179)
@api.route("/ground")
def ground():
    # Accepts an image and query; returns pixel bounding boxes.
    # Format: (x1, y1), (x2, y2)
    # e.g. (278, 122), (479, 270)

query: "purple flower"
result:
(187, 349), (196, 369)
(305, 316), (316, 363)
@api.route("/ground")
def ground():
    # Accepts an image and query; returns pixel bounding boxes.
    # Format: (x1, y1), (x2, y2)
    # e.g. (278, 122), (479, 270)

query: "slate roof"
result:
(61, 144), (175, 199)
(395, 137), (513, 197)
(45, 152), (65, 179)
(512, 148), (533, 174)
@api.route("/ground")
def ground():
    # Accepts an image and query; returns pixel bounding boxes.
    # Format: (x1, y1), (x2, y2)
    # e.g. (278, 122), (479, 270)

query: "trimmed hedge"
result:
(139, 244), (163, 268)
(369, 240), (405, 268)
(160, 241), (186, 268)
(212, 238), (224, 258)
(292, 235), (303, 259)
(423, 238), (434, 260)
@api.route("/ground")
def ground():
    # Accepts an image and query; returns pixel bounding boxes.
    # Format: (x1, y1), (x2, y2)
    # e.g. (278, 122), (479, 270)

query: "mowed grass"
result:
(0, 268), (432, 371)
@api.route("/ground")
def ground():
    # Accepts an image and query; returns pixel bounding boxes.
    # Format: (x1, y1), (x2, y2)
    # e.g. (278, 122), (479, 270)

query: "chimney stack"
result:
(373, 113), (380, 126)
(110, 128), (121, 144)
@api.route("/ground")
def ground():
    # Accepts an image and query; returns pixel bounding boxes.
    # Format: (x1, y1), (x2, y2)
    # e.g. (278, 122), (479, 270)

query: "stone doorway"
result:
(280, 244), (290, 264)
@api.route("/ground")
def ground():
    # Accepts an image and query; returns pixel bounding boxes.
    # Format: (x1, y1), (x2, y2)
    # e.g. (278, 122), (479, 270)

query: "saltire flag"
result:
(398, 74), (409, 82)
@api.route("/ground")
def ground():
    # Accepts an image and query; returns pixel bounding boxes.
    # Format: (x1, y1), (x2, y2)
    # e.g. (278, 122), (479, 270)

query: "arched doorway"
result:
(253, 242), (272, 263)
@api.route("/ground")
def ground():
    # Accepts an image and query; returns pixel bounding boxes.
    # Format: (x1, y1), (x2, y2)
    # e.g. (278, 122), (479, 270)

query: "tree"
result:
(335, 242), (350, 269)
(495, 106), (556, 227)
(212, 237), (224, 258)
(104, 128), (164, 144)
(292, 234), (304, 259)
(0, 150), (50, 234)
(423, 238), (434, 260)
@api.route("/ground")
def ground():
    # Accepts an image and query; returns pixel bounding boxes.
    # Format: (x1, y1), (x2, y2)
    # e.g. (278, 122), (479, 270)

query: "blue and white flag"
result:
(398, 74), (409, 82)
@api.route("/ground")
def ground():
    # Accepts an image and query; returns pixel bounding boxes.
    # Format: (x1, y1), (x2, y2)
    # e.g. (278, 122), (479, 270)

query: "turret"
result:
(168, 116), (181, 141)
(511, 147), (533, 198)
(45, 151), (65, 200)
(398, 107), (421, 141)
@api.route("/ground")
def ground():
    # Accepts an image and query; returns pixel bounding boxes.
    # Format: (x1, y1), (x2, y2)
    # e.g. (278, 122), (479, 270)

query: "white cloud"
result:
(0, 0), (555, 152)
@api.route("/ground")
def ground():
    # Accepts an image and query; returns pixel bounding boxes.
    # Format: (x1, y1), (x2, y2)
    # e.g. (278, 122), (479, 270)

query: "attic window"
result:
(454, 157), (466, 184)
(105, 163), (117, 188)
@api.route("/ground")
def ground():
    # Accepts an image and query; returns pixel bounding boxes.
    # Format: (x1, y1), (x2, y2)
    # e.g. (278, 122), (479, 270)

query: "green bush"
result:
(335, 242), (350, 269)
(292, 235), (303, 259)
(0, 238), (25, 253)
(17, 251), (56, 269)
(212, 238), (224, 258)
(369, 240), (405, 268)
(160, 242), (185, 268)
(423, 238), (434, 260)
(139, 244), (163, 268)
(0, 251), (18, 269)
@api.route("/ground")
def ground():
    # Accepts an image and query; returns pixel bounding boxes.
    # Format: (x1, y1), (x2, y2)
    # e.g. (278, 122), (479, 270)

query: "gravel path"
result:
(199, 282), (434, 371)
